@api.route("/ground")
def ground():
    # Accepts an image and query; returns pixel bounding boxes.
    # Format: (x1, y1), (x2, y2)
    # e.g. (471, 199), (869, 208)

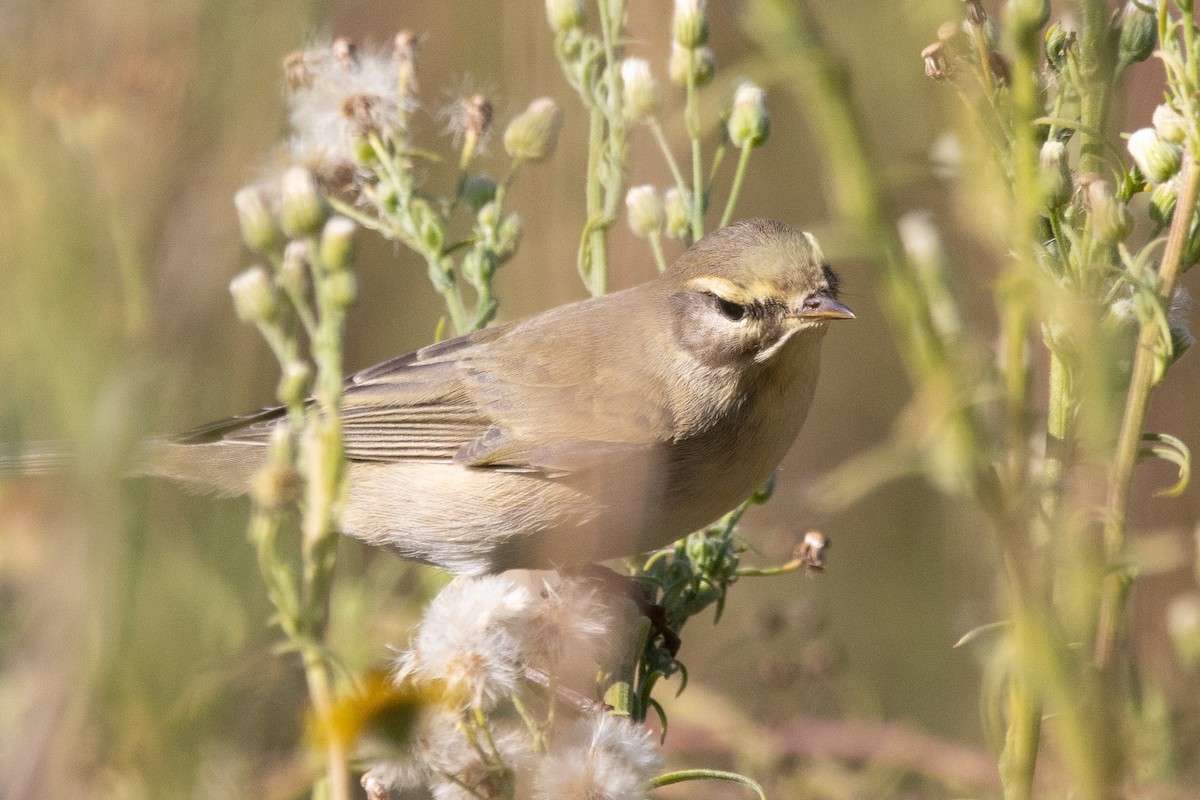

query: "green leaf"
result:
(650, 769), (767, 800)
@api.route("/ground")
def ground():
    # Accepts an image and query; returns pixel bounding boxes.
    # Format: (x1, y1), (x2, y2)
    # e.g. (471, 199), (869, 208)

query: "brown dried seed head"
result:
(283, 50), (315, 91)
(463, 94), (494, 138)
(922, 42), (950, 81)
(963, 0), (987, 26)
(342, 93), (385, 136)
(332, 37), (358, 70)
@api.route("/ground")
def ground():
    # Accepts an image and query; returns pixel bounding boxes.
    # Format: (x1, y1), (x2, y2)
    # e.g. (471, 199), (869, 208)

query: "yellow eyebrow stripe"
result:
(685, 275), (787, 302)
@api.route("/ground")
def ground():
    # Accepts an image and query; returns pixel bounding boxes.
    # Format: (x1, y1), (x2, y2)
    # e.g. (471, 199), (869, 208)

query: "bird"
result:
(106, 219), (854, 574)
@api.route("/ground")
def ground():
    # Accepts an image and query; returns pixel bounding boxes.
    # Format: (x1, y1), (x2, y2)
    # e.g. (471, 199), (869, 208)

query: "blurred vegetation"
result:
(2, 1), (1199, 799)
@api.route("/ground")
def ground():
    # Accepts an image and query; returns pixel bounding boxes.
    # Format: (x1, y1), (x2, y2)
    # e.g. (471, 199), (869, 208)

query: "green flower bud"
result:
(1039, 140), (1072, 211)
(664, 187), (692, 239)
(496, 214), (522, 261)
(503, 98), (563, 162)
(545, 0), (584, 32)
(277, 360), (312, 406)
(279, 240), (311, 299)
(252, 463), (303, 509)
(234, 186), (283, 255)
(230, 266), (279, 324)
(1086, 177), (1132, 243)
(319, 216), (356, 271)
(477, 200), (501, 232)
(1044, 22), (1073, 73)
(620, 58), (660, 123)
(326, 270), (357, 310)
(1168, 594), (1200, 669)
(668, 43), (715, 87)
(625, 185), (665, 238)
(1116, 0), (1157, 70)
(728, 83), (770, 149)
(1005, 0), (1050, 44)
(461, 174), (497, 213)
(1153, 104), (1188, 146)
(1128, 127), (1183, 185)
(280, 165), (328, 238)
(672, 0), (708, 48)
(1149, 179), (1178, 227)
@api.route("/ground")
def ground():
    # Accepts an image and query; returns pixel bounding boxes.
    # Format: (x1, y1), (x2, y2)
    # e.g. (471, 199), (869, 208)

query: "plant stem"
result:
(581, 105), (607, 295)
(719, 145), (753, 228)
(1077, 0), (1114, 173)
(648, 231), (667, 273)
(649, 118), (688, 199)
(686, 50), (704, 240)
(1095, 153), (1200, 667)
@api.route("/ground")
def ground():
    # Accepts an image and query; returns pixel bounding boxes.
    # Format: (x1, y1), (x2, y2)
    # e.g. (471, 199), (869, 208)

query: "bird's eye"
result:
(714, 296), (748, 321)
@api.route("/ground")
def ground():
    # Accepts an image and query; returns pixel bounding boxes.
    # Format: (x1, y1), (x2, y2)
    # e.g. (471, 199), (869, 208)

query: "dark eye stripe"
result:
(714, 295), (748, 321)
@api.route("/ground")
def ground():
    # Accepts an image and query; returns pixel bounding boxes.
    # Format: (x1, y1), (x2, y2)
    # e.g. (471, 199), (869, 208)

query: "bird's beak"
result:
(795, 290), (855, 321)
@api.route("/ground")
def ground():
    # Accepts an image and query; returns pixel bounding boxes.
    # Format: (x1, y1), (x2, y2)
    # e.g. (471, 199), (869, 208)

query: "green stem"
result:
(648, 231), (667, 273)
(581, 106), (607, 295)
(1077, 0), (1114, 173)
(649, 118), (688, 197)
(686, 49), (704, 240)
(1095, 153), (1200, 667)
(719, 145), (753, 228)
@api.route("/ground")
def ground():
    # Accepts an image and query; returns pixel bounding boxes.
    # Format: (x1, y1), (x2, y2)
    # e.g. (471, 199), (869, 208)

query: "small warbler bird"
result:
(150, 218), (853, 574)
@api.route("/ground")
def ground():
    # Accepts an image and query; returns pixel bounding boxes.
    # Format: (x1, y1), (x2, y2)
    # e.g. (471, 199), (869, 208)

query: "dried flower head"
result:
(1128, 127), (1182, 185)
(620, 58), (660, 122)
(921, 42), (950, 81)
(625, 185), (665, 239)
(1083, 176), (1132, 243)
(664, 187), (692, 239)
(534, 714), (663, 800)
(1153, 104), (1188, 145)
(397, 575), (537, 709)
(285, 40), (410, 191)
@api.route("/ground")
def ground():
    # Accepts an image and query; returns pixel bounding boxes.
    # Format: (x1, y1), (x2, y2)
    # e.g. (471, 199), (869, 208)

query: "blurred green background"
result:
(1, 1), (1197, 798)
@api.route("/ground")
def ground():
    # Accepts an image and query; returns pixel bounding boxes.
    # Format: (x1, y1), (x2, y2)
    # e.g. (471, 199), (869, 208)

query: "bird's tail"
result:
(0, 438), (262, 498)
(0, 442), (72, 479)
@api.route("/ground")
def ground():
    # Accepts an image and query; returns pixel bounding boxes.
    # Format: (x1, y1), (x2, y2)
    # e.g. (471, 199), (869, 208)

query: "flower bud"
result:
(503, 98), (563, 162)
(1005, 0), (1050, 43)
(1153, 104), (1188, 146)
(664, 187), (692, 239)
(1168, 593), (1200, 669)
(1085, 178), (1132, 243)
(1116, 0), (1157, 70)
(277, 360), (312, 406)
(1149, 179), (1178, 227)
(230, 266), (279, 324)
(319, 216), (356, 271)
(672, 0), (708, 49)
(496, 214), (522, 261)
(1039, 140), (1072, 211)
(668, 43), (715, 87)
(461, 174), (497, 213)
(728, 83), (770, 149)
(234, 186), (283, 255)
(1128, 128), (1182, 185)
(326, 270), (357, 310)
(253, 463), (303, 509)
(545, 0), (584, 33)
(280, 240), (311, 299)
(625, 185), (665, 238)
(280, 165), (328, 238)
(1044, 22), (1073, 73)
(621, 58), (660, 122)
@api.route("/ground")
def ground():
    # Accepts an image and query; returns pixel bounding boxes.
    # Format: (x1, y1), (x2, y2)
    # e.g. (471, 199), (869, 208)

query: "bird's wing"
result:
(344, 291), (674, 476)
(174, 290), (674, 479)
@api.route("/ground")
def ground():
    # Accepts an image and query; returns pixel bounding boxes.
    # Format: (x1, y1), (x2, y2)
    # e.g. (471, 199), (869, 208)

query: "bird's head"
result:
(663, 219), (854, 366)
